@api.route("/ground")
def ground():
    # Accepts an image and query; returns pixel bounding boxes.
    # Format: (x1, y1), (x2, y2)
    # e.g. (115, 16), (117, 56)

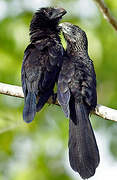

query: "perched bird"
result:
(57, 22), (100, 179)
(21, 7), (66, 123)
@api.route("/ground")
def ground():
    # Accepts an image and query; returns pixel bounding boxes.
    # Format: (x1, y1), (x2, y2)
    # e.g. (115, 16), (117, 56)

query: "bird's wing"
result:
(36, 42), (64, 112)
(41, 43), (64, 90)
(57, 56), (75, 117)
(80, 58), (97, 109)
(21, 44), (33, 99)
(21, 43), (44, 98)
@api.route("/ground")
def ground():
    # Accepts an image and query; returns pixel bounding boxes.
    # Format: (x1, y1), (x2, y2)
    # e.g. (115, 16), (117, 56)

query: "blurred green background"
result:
(0, 0), (117, 179)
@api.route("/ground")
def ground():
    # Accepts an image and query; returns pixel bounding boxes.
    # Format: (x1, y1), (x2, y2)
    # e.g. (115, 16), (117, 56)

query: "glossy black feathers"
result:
(57, 22), (100, 179)
(21, 7), (66, 123)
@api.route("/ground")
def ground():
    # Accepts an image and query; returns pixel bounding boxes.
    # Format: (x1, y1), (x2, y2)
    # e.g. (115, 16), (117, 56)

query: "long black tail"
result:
(23, 92), (36, 123)
(69, 102), (100, 179)
(36, 90), (53, 112)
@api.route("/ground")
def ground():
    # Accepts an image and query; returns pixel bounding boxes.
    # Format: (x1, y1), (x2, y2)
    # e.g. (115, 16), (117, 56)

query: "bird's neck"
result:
(30, 28), (60, 43)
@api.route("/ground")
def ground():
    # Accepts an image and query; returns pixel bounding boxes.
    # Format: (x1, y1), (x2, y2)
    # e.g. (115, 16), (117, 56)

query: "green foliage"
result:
(0, 0), (117, 179)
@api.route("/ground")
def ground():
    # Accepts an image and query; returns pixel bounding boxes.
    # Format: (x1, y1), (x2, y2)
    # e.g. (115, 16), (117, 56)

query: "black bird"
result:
(57, 22), (100, 179)
(21, 7), (66, 123)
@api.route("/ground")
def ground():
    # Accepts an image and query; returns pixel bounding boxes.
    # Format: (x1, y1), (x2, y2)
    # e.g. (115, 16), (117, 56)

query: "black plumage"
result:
(57, 22), (100, 179)
(21, 7), (66, 123)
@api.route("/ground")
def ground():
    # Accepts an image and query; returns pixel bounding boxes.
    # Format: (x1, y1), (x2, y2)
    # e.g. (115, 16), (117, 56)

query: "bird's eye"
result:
(49, 12), (52, 16)
(66, 27), (70, 31)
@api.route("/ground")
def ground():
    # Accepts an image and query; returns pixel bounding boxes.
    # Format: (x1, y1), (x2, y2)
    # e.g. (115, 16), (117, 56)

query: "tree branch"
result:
(0, 83), (24, 98)
(0, 82), (117, 122)
(94, 0), (117, 31)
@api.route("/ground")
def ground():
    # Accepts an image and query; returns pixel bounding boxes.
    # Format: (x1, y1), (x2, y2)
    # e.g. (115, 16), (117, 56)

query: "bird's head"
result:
(30, 7), (67, 32)
(38, 7), (67, 21)
(59, 22), (88, 52)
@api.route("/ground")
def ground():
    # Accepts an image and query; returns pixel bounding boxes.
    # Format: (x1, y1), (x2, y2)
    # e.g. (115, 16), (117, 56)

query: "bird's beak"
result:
(50, 8), (67, 19)
(56, 8), (67, 17)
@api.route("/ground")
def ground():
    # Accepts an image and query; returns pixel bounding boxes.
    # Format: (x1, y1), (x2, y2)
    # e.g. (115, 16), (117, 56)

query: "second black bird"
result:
(21, 7), (66, 123)
(57, 22), (100, 179)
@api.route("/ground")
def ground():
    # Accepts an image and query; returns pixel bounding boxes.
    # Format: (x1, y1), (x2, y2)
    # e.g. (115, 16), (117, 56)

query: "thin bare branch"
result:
(0, 82), (117, 122)
(94, 0), (117, 31)
(0, 82), (24, 98)
(0, 82), (57, 105)
(94, 104), (117, 122)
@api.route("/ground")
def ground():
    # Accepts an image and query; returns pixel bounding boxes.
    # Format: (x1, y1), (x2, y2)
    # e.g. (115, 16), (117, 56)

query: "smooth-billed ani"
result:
(21, 7), (66, 123)
(57, 22), (100, 179)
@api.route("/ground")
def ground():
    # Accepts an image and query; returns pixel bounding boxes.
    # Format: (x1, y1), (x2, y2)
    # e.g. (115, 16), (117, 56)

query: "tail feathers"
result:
(57, 85), (70, 118)
(69, 103), (100, 179)
(23, 92), (36, 123)
(36, 91), (52, 112)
